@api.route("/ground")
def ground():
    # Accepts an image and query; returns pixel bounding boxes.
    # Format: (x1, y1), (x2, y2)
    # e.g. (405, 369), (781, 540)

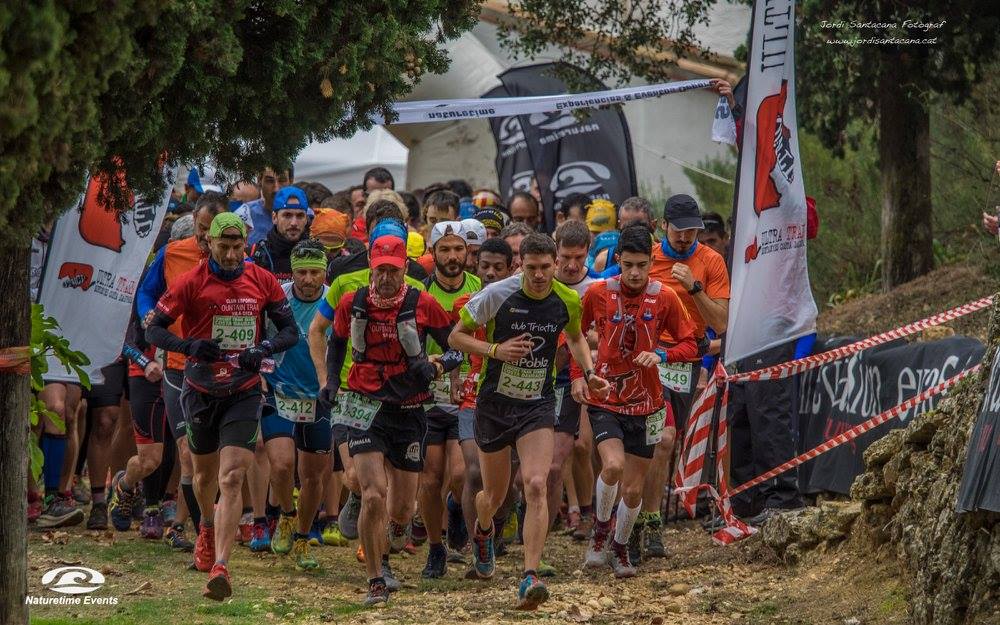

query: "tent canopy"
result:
(294, 127), (408, 193)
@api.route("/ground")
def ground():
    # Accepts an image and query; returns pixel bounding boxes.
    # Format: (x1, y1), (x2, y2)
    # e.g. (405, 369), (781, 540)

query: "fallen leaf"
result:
(125, 581), (153, 595)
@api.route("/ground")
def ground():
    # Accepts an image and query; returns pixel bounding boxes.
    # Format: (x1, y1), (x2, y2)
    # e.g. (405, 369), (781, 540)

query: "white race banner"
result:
(374, 79), (712, 125)
(724, 0), (817, 364)
(38, 169), (174, 384)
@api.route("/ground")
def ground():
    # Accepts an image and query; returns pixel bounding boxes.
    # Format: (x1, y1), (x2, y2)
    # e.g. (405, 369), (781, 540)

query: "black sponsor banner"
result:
(957, 357), (1000, 512)
(485, 85), (537, 204)
(796, 336), (984, 494)
(487, 63), (637, 233)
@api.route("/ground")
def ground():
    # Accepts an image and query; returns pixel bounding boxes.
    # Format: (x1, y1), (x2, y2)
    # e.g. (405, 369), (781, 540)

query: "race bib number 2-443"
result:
(212, 315), (256, 350)
(497, 363), (545, 401)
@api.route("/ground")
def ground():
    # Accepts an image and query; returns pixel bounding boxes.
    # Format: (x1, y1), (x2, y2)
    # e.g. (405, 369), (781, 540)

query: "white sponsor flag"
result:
(373, 79), (711, 125)
(712, 97), (737, 145)
(38, 169), (174, 384)
(724, 0), (817, 364)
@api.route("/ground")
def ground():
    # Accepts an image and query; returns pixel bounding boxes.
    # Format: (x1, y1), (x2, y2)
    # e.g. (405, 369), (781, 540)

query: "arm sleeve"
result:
(326, 335), (348, 390)
(419, 293), (463, 373)
(121, 343), (151, 370)
(263, 297), (298, 354)
(146, 310), (190, 354)
(136, 247), (167, 318)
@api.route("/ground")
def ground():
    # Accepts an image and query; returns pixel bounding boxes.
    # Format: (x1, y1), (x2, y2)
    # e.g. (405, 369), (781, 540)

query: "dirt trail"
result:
(27, 519), (908, 625)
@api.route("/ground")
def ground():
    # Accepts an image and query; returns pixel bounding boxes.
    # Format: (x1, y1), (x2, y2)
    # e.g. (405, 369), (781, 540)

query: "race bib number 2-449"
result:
(658, 362), (693, 394)
(212, 315), (256, 350)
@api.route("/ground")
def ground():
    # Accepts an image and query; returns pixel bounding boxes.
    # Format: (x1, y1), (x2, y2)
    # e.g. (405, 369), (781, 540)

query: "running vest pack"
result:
(349, 286), (424, 364)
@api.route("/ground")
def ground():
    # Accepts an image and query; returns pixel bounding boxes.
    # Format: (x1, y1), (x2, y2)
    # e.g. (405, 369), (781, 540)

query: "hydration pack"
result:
(349, 286), (424, 364)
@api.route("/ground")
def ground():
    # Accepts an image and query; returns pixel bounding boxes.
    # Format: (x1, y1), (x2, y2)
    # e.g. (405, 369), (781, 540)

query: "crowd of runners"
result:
(29, 147), (754, 609)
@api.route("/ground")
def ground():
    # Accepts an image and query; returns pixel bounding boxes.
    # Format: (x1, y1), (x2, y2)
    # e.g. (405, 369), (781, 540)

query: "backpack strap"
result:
(350, 287), (370, 361)
(397, 286), (423, 359)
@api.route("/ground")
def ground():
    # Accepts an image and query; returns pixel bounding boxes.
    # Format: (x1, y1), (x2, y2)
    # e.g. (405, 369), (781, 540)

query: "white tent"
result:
(294, 127), (408, 192)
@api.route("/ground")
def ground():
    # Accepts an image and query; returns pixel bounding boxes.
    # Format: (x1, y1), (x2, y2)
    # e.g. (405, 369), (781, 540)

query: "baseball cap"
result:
(369, 218), (408, 244)
(430, 220), (467, 247)
(370, 235), (407, 269)
(474, 208), (508, 233)
(407, 231), (426, 259)
(273, 186), (310, 212)
(664, 194), (704, 230)
(460, 218), (487, 246)
(585, 198), (617, 233)
(186, 164), (217, 194)
(209, 212), (247, 238)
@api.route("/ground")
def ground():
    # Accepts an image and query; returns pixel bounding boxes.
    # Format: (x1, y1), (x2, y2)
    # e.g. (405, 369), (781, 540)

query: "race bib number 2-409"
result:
(212, 315), (256, 350)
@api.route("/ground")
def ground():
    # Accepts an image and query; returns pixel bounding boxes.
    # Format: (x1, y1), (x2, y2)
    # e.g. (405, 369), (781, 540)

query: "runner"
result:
(572, 224), (697, 577)
(323, 234), (463, 605)
(639, 194), (730, 561)
(250, 186), (311, 283)
(449, 237), (515, 571)
(307, 213), (426, 553)
(449, 233), (610, 610)
(137, 192), (228, 548)
(548, 221), (598, 549)
(146, 212), (299, 600)
(418, 221), (481, 578)
(259, 239), (334, 569)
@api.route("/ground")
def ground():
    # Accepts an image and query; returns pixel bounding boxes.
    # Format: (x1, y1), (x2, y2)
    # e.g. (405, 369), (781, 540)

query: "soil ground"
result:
(27, 518), (908, 625)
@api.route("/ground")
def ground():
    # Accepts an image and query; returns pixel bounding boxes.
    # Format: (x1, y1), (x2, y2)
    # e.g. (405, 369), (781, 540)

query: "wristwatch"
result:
(584, 368), (595, 382)
(687, 280), (704, 296)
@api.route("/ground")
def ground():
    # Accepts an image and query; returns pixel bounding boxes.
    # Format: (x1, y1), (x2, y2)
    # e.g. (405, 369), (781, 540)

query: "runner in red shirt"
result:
(570, 224), (697, 578)
(146, 212), (299, 601)
(323, 235), (463, 606)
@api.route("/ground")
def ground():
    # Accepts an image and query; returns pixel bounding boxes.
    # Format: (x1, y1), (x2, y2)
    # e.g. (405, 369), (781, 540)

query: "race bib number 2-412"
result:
(275, 395), (316, 423)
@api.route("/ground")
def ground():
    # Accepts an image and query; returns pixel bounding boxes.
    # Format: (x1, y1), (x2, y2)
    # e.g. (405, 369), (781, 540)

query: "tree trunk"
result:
(878, 56), (934, 291)
(0, 245), (31, 624)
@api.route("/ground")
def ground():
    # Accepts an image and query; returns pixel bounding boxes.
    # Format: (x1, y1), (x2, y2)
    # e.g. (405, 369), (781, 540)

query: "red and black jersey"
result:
(155, 262), (289, 395)
(332, 287), (454, 405)
(571, 278), (697, 415)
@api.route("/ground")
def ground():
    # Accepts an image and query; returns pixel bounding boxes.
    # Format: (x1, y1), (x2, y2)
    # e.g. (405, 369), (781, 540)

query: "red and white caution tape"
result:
(729, 363), (980, 496)
(726, 296), (993, 384)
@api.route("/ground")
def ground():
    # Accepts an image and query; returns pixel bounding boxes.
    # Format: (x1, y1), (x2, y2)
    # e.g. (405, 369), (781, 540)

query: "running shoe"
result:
(292, 538), (319, 570)
(338, 491), (361, 540)
(642, 515), (667, 558)
(37, 493), (85, 529)
(161, 498), (178, 525)
(610, 540), (637, 578)
(271, 514), (295, 555)
(194, 525), (216, 572)
(470, 524), (496, 579)
(421, 544), (447, 579)
(249, 520), (271, 552)
(516, 573), (549, 610)
(87, 502), (108, 530)
(139, 506), (164, 540)
(381, 556), (401, 592)
(164, 525), (195, 551)
(308, 519), (324, 546)
(387, 520), (408, 553)
(27, 492), (42, 524)
(409, 515), (427, 546)
(71, 477), (91, 504)
(107, 471), (135, 531)
(564, 509), (581, 536)
(131, 481), (145, 522)
(536, 560), (556, 577)
(627, 522), (643, 565)
(584, 520), (611, 569)
(203, 563), (231, 601)
(364, 578), (390, 606)
(238, 512), (253, 544)
(573, 513), (594, 541)
(322, 522), (348, 547)
(446, 494), (468, 551)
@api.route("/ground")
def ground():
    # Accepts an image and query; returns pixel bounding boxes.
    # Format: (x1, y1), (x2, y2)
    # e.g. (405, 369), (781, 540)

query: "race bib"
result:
(658, 362), (694, 394)
(429, 377), (452, 405)
(646, 409), (666, 446)
(554, 386), (565, 417)
(212, 315), (256, 350)
(497, 363), (545, 401)
(275, 395), (316, 423)
(335, 392), (382, 431)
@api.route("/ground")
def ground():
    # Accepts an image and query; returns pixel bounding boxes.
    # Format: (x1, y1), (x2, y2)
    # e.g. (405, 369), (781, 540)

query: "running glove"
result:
(186, 338), (223, 362)
(237, 341), (273, 373)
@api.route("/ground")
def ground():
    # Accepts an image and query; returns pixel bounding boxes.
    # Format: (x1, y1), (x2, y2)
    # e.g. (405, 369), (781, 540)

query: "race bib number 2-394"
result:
(212, 315), (256, 350)
(335, 392), (382, 431)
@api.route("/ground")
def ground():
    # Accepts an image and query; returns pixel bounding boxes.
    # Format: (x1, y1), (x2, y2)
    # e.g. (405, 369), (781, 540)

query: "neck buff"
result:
(368, 279), (408, 310)
(266, 225), (301, 257)
(208, 257), (245, 281)
(661, 238), (698, 261)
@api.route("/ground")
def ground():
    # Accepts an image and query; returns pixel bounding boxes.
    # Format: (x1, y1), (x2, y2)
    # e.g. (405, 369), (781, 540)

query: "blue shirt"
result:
(264, 283), (328, 399)
(236, 199), (274, 247)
